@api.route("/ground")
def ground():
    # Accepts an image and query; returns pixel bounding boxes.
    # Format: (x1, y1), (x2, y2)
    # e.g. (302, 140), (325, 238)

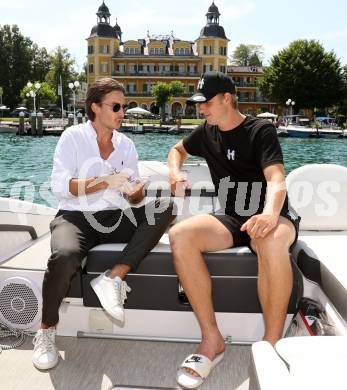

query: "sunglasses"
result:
(101, 102), (128, 112)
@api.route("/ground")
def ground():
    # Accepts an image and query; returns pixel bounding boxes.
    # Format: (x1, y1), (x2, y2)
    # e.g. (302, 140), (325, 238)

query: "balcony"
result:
(126, 91), (193, 97)
(235, 82), (258, 88)
(111, 71), (200, 77)
(238, 97), (270, 103)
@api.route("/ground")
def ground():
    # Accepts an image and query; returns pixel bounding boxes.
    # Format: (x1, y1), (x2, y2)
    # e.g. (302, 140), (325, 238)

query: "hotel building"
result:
(87, 1), (276, 116)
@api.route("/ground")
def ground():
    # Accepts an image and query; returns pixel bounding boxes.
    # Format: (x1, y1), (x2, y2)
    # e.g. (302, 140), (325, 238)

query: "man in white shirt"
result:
(32, 78), (174, 370)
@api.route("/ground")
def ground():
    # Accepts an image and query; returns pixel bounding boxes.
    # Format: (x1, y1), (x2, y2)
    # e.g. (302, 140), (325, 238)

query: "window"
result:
(100, 45), (109, 54)
(150, 47), (164, 55)
(160, 65), (169, 73)
(101, 63), (108, 73)
(203, 46), (212, 55)
(188, 85), (195, 93)
(125, 47), (139, 55)
(88, 64), (94, 73)
(175, 48), (191, 55)
(220, 47), (227, 56)
(220, 65), (226, 73)
(188, 65), (197, 74)
(203, 64), (213, 73)
(127, 83), (137, 93)
(88, 45), (94, 55)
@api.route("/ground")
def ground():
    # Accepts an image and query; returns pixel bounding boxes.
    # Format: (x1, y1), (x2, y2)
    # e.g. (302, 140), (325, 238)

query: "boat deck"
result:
(1, 337), (251, 390)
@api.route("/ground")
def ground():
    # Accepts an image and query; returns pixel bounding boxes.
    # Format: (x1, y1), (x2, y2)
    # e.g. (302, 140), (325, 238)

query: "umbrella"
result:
(257, 112), (278, 118)
(126, 106), (152, 116)
(0, 105), (8, 110)
(16, 106), (27, 110)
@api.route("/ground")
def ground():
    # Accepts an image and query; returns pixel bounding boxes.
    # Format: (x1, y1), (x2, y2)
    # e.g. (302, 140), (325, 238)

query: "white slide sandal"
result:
(176, 352), (225, 389)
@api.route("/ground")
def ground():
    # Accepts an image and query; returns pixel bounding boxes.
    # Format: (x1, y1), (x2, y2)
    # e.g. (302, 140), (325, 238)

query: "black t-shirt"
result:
(183, 116), (288, 222)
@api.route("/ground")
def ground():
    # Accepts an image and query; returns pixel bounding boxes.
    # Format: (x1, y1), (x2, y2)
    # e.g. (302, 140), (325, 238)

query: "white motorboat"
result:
(0, 122), (18, 134)
(278, 125), (344, 139)
(0, 162), (346, 389)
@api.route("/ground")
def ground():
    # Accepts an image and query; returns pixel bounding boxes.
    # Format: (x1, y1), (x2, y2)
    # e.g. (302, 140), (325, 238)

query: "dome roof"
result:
(98, 1), (110, 14)
(90, 24), (118, 38)
(114, 22), (121, 32)
(208, 2), (219, 13)
(199, 24), (226, 39)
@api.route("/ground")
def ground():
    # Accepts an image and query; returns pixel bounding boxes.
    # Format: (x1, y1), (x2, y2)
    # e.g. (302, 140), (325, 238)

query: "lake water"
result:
(0, 132), (346, 207)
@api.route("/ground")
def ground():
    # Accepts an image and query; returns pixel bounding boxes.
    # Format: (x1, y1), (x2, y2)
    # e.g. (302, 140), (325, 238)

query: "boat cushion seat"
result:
(83, 234), (302, 313)
(249, 337), (347, 389)
(287, 164), (347, 322)
(86, 234), (256, 276)
(292, 232), (347, 322)
(276, 336), (347, 388)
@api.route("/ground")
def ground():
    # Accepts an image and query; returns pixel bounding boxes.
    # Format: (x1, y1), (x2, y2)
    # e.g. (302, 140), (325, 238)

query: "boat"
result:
(0, 121), (19, 134)
(131, 124), (145, 134)
(0, 161), (346, 389)
(278, 125), (344, 139)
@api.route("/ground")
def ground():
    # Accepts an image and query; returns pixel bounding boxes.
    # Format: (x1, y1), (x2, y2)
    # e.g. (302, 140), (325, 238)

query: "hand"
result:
(240, 214), (279, 239)
(169, 171), (190, 197)
(122, 179), (147, 204)
(90, 172), (130, 190)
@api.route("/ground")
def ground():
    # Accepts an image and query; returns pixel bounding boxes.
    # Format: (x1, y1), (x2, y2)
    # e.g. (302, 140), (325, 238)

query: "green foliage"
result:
(0, 25), (33, 108)
(20, 81), (56, 108)
(231, 44), (264, 66)
(45, 46), (77, 105)
(77, 65), (87, 83)
(30, 44), (50, 82)
(151, 81), (185, 117)
(334, 65), (347, 117)
(259, 40), (345, 110)
(0, 25), (78, 110)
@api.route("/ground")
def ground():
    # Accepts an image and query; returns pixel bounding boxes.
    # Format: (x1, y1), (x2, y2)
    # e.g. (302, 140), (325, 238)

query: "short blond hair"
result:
(231, 94), (238, 109)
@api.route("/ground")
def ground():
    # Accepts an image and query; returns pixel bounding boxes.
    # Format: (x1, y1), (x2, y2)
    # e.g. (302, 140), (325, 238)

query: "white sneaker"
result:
(90, 271), (131, 322)
(32, 328), (59, 370)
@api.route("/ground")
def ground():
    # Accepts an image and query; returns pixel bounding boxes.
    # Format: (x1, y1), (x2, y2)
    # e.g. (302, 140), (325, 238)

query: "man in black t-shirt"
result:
(167, 72), (300, 388)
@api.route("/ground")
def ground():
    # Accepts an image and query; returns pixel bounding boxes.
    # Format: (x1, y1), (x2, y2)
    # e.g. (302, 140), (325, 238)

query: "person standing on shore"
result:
(32, 78), (174, 370)
(167, 72), (300, 388)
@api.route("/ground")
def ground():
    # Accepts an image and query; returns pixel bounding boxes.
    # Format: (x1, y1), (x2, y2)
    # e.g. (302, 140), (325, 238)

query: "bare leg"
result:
(251, 217), (295, 346)
(169, 215), (233, 375)
(107, 264), (131, 279)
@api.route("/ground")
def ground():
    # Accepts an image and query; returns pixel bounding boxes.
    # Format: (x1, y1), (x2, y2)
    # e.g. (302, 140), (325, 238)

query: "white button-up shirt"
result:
(51, 121), (140, 211)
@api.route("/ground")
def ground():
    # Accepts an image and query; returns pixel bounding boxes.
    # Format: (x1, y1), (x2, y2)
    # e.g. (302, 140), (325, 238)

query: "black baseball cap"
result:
(187, 71), (236, 104)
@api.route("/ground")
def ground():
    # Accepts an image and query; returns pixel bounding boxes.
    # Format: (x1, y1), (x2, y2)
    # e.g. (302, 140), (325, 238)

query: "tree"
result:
(45, 46), (77, 106)
(0, 25), (33, 108)
(151, 81), (185, 118)
(77, 63), (87, 83)
(231, 44), (264, 66)
(30, 44), (50, 82)
(0, 86), (3, 105)
(20, 81), (56, 110)
(334, 65), (347, 119)
(259, 40), (345, 111)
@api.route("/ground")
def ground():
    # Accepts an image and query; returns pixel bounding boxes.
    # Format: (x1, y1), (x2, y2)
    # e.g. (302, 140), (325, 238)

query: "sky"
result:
(1, 0), (347, 71)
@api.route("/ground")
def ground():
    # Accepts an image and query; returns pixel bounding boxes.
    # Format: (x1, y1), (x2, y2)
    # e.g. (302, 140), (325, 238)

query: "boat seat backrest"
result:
(138, 161), (216, 224)
(286, 164), (347, 231)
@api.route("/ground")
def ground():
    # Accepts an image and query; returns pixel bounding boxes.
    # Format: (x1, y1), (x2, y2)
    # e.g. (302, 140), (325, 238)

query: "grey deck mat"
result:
(1, 336), (251, 390)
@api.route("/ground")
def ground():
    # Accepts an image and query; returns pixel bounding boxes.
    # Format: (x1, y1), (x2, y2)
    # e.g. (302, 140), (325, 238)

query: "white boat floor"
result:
(1, 336), (251, 390)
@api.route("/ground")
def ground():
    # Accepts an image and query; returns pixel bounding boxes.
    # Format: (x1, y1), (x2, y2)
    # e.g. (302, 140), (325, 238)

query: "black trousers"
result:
(42, 199), (174, 326)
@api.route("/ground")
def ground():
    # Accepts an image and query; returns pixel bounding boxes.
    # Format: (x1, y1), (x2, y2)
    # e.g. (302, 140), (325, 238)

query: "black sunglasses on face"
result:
(101, 102), (128, 112)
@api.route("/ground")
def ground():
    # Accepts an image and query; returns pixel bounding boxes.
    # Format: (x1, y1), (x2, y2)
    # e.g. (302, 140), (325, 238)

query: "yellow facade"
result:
(87, 2), (276, 116)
